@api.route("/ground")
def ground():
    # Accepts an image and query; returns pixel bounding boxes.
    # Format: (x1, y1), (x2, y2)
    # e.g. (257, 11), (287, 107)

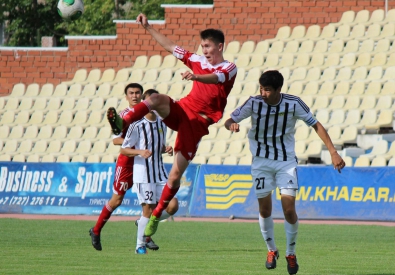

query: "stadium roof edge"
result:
(0, 46), (68, 51)
(161, 4), (214, 8)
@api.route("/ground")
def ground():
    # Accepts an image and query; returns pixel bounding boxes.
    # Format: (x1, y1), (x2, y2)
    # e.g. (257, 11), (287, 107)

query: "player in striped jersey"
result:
(89, 83), (145, 251)
(120, 89), (178, 254)
(106, 13), (237, 237)
(225, 71), (345, 275)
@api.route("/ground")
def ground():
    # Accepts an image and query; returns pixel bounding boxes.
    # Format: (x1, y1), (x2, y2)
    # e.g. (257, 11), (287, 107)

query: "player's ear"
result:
(218, 42), (224, 52)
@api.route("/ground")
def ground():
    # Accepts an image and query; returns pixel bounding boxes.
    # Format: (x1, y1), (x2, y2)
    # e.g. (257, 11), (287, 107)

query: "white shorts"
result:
(251, 156), (298, 198)
(132, 182), (166, 205)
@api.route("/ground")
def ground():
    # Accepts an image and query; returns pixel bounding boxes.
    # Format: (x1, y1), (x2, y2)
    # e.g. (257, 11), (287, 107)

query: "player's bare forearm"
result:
(120, 147), (139, 157)
(181, 71), (218, 84)
(225, 118), (240, 132)
(136, 13), (176, 53)
(113, 137), (124, 145)
(313, 121), (345, 172)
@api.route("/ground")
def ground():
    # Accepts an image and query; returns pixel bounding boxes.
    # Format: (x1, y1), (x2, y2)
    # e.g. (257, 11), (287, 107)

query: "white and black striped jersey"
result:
(230, 94), (317, 161)
(121, 117), (168, 183)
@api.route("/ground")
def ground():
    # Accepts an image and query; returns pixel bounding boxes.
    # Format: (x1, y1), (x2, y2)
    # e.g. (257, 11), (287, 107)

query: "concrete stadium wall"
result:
(0, 0), (394, 95)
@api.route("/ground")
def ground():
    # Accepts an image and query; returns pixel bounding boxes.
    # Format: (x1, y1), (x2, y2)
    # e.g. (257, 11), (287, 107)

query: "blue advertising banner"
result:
(190, 165), (395, 221)
(0, 162), (197, 217)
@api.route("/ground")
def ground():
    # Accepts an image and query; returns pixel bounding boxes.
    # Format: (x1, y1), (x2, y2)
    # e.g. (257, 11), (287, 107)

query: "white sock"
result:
(284, 220), (298, 256)
(136, 216), (149, 249)
(159, 211), (171, 221)
(259, 215), (277, 251)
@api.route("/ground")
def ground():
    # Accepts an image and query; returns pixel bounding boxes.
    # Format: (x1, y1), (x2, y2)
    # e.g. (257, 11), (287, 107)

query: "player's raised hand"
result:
(139, 149), (152, 159)
(331, 152), (345, 173)
(136, 13), (149, 28)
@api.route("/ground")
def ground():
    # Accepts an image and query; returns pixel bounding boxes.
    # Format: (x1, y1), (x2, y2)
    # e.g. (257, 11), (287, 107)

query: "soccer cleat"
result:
(145, 236), (159, 251)
(89, 228), (102, 251)
(107, 107), (123, 135)
(144, 215), (160, 237)
(135, 246), (147, 254)
(265, 250), (279, 269)
(286, 254), (299, 275)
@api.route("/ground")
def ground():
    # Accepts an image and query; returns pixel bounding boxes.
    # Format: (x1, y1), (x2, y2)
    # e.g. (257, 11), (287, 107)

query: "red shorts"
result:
(113, 165), (133, 196)
(163, 98), (210, 161)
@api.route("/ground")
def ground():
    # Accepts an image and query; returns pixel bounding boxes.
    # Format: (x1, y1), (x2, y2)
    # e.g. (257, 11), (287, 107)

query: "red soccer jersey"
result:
(173, 46), (238, 123)
(115, 107), (134, 167)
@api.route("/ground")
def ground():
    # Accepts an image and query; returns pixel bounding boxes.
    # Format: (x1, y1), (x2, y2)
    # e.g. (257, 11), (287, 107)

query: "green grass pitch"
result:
(0, 218), (394, 275)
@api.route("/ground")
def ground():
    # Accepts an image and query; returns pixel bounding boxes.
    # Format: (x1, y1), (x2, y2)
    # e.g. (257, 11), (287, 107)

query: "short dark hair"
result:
(124, 83), (143, 95)
(259, 70), (284, 91)
(142, 89), (159, 100)
(200, 29), (225, 45)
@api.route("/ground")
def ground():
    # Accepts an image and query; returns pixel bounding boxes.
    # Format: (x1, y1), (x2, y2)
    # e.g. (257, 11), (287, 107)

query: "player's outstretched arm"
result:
(224, 118), (240, 132)
(181, 71), (219, 84)
(136, 13), (176, 53)
(312, 121), (346, 172)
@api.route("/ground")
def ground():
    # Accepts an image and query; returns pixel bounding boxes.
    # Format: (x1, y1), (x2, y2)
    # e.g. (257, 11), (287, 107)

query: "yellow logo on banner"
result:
(204, 174), (253, 210)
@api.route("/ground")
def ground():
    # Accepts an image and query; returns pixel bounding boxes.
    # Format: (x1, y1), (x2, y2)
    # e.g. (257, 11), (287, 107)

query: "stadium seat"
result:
(143, 55), (162, 72)
(124, 68), (144, 84)
(80, 83), (97, 98)
(0, 125), (10, 139)
(82, 110), (103, 127)
(238, 41), (255, 55)
(153, 68), (173, 85)
(73, 97), (90, 112)
(367, 9), (385, 25)
(67, 83), (83, 98)
(253, 41), (270, 54)
(71, 155), (86, 163)
(351, 52), (372, 69)
(47, 110), (71, 127)
(381, 141), (395, 160)
(284, 25), (306, 42)
(39, 83), (54, 97)
(94, 127), (112, 141)
(26, 154), (40, 163)
(140, 68), (158, 83)
(371, 156), (387, 167)
(196, 140), (212, 155)
(80, 126), (98, 141)
(283, 41), (300, 54)
(298, 140), (323, 161)
(238, 155), (252, 165)
(302, 25), (321, 41)
(93, 68), (115, 85)
(383, 53), (395, 69)
(207, 155), (222, 165)
(373, 38), (391, 53)
(0, 97), (19, 114)
(240, 82), (259, 96)
(191, 155), (207, 164)
(1, 140), (18, 155)
(266, 26), (291, 43)
(295, 140), (307, 156)
(25, 83), (40, 97)
(374, 95), (393, 111)
(11, 110), (30, 126)
(79, 69), (101, 85)
(306, 53), (324, 69)
(310, 95), (329, 113)
(87, 97), (104, 112)
(86, 154), (101, 163)
(128, 55), (148, 71)
(235, 53), (250, 68)
(106, 69), (130, 86)
(223, 155), (238, 165)
(380, 66), (395, 82)
(30, 98), (47, 113)
(354, 156), (370, 167)
(225, 96), (238, 111)
(349, 9), (370, 27)
(61, 69), (88, 86)
(28, 140), (48, 156)
(360, 140), (388, 160)
(36, 125), (53, 140)
(101, 155), (115, 163)
(19, 125), (39, 141)
(381, 80), (395, 96)
(295, 125), (310, 141)
(9, 83), (26, 97)
(358, 39), (374, 53)
(343, 156), (353, 167)
(327, 95), (345, 111)
(90, 140), (107, 155)
(365, 109), (394, 130)
(0, 154), (11, 162)
(388, 157), (395, 166)
(312, 25), (336, 41)
(345, 23), (366, 41)
(278, 53), (295, 68)
(318, 82), (335, 97)
(330, 10), (355, 27)
(12, 154), (25, 162)
(327, 24), (351, 42)
(55, 140), (77, 156)
(215, 127), (232, 140)
(12, 140), (33, 156)
(342, 95), (361, 111)
(224, 41), (240, 54)
(300, 68), (321, 85)
(45, 140), (62, 155)
(332, 81), (350, 97)
(8, 126), (24, 140)
(56, 155), (70, 163)
(376, 23), (395, 41)
(267, 41), (284, 55)
(52, 125), (68, 140)
(359, 23), (381, 41)
(333, 125), (358, 145)
(287, 81), (303, 96)
(344, 39), (360, 53)
(41, 154), (55, 163)
(338, 109), (361, 129)
(259, 54), (279, 70)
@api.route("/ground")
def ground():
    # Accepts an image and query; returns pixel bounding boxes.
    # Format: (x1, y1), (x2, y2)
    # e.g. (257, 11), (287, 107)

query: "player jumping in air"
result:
(106, 13), (237, 237)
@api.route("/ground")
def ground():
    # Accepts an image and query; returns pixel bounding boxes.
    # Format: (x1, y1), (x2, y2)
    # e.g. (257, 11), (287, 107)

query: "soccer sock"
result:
(284, 219), (299, 256)
(152, 183), (179, 218)
(122, 101), (151, 126)
(137, 216), (149, 249)
(93, 204), (113, 235)
(259, 214), (277, 252)
(158, 210), (171, 221)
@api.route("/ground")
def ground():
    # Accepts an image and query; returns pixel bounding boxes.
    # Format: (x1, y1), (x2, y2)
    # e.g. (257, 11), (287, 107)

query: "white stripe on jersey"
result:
(230, 94), (317, 161)
(122, 117), (168, 184)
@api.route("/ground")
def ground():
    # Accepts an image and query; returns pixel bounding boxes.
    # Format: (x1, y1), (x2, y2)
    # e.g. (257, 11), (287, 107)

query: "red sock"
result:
(93, 204), (113, 235)
(123, 101), (150, 127)
(153, 183), (179, 218)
